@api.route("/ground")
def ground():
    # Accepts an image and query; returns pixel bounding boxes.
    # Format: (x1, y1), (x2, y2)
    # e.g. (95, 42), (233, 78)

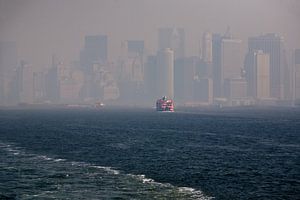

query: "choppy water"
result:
(0, 107), (299, 199)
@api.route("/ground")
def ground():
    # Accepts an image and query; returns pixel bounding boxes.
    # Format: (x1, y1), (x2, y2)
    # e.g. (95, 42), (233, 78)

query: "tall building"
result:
(144, 55), (158, 101)
(174, 58), (185, 103)
(245, 50), (270, 99)
(174, 57), (199, 104)
(122, 40), (144, 82)
(33, 71), (46, 102)
(0, 42), (18, 105)
(248, 34), (286, 99)
(202, 32), (213, 64)
(17, 61), (34, 104)
(117, 40), (145, 104)
(157, 48), (174, 99)
(212, 34), (223, 97)
(255, 51), (270, 99)
(222, 38), (243, 79)
(158, 28), (185, 59)
(212, 34), (244, 98)
(295, 49), (300, 103)
(202, 32), (213, 78)
(45, 58), (59, 103)
(80, 35), (108, 73)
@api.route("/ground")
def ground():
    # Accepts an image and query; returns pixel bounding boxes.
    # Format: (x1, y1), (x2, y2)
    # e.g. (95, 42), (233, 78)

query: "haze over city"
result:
(1, 0), (300, 106)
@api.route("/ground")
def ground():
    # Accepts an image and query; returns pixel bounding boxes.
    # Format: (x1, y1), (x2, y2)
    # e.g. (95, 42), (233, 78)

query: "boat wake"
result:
(0, 141), (213, 199)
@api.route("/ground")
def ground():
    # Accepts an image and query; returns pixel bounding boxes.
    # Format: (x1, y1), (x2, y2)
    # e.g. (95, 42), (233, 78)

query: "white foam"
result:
(53, 158), (66, 162)
(179, 187), (195, 192)
(132, 174), (155, 183)
(178, 187), (214, 200)
(37, 155), (53, 161)
(71, 161), (87, 166)
(128, 173), (213, 199)
(91, 165), (120, 175)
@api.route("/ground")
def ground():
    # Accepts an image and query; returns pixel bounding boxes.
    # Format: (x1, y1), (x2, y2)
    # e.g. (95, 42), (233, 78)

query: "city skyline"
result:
(1, 0), (300, 107)
(0, 0), (300, 69)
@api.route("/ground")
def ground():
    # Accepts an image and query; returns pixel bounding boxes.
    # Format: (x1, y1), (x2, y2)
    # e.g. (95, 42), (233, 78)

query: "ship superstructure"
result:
(156, 96), (174, 112)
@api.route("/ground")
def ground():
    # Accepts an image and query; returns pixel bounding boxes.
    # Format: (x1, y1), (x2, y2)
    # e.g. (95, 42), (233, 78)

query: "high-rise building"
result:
(174, 57), (199, 104)
(222, 38), (243, 78)
(202, 32), (213, 64)
(17, 61), (34, 104)
(45, 58), (59, 103)
(80, 35), (108, 73)
(212, 34), (223, 97)
(255, 51), (270, 99)
(0, 42), (18, 105)
(157, 48), (174, 99)
(117, 40), (145, 104)
(295, 49), (300, 102)
(245, 50), (270, 99)
(124, 40), (144, 82)
(158, 28), (185, 59)
(33, 71), (46, 102)
(201, 32), (213, 78)
(145, 55), (158, 101)
(248, 34), (286, 99)
(212, 34), (244, 98)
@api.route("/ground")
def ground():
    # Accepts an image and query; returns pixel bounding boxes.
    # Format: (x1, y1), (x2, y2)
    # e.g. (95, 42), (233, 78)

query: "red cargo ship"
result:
(156, 96), (174, 112)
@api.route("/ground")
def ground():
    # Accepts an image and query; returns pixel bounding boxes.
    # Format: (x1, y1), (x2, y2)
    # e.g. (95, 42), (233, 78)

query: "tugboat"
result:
(156, 96), (174, 112)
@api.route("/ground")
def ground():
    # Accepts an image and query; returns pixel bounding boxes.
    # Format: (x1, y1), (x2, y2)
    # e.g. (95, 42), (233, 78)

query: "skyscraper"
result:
(248, 34), (286, 99)
(295, 49), (300, 102)
(117, 40), (145, 104)
(45, 57), (59, 103)
(212, 34), (244, 98)
(212, 34), (223, 98)
(125, 40), (144, 82)
(0, 42), (17, 105)
(245, 50), (270, 99)
(255, 51), (270, 99)
(17, 61), (34, 104)
(80, 35), (108, 73)
(145, 55), (158, 101)
(174, 57), (199, 104)
(157, 48), (174, 99)
(158, 28), (185, 59)
(222, 38), (243, 79)
(202, 32), (213, 64)
(202, 32), (213, 78)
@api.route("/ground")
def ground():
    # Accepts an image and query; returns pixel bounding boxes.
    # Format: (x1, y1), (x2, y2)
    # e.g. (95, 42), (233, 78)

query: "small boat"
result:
(156, 96), (174, 112)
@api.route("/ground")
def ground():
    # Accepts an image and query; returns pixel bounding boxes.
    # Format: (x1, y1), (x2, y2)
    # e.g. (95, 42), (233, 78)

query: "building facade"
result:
(295, 49), (300, 103)
(157, 48), (174, 99)
(248, 34), (286, 99)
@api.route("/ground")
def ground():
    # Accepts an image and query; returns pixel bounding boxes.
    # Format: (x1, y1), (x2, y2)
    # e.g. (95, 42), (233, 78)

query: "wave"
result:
(0, 141), (213, 200)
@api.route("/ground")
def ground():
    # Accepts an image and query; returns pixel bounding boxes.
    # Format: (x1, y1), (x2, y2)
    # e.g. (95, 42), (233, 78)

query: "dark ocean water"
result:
(0, 107), (299, 200)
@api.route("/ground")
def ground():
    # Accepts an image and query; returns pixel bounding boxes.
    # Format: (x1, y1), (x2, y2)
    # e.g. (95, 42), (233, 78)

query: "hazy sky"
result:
(1, 0), (299, 68)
